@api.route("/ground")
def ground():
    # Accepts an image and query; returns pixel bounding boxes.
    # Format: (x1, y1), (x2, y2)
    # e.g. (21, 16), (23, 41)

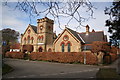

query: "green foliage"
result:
(105, 1), (120, 46)
(0, 28), (20, 55)
(1, 28), (19, 44)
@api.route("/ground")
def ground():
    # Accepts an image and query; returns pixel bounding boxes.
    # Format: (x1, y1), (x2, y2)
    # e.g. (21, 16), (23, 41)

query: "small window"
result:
(38, 38), (41, 43)
(62, 44), (64, 52)
(31, 37), (34, 44)
(40, 25), (43, 30)
(38, 36), (44, 43)
(31, 39), (34, 43)
(63, 35), (69, 41)
(24, 38), (26, 44)
(68, 43), (71, 52)
(24, 40), (26, 44)
(28, 29), (31, 34)
(48, 48), (52, 52)
(28, 37), (30, 44)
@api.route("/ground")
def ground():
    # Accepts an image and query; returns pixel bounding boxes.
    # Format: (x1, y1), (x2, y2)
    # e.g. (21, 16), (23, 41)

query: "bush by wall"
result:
(29, 52), (98, 65)
(5, 52), (24, 59)
(103, 53), (117, 64)
(109, 53), (117, 62)
(110, 46), (118, 54)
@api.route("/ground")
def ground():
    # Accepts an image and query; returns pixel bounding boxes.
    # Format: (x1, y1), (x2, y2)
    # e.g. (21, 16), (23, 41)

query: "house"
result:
(10, 43), (20, 52)
(21, 17), (107, 53)
(54, 25), (107, 52)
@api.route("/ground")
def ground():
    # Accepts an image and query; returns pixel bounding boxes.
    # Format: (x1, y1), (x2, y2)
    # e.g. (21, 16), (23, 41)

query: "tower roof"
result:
(37, 17), (54, 24)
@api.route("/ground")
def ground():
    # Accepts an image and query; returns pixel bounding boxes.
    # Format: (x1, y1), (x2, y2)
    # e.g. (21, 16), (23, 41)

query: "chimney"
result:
(86, 25), (90, 35)
(92, 29), (95, 32)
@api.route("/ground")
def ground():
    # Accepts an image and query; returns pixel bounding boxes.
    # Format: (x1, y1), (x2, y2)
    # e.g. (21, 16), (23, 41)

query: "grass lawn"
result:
(2, 64), (13, 75)
(96, 68), (120, 79)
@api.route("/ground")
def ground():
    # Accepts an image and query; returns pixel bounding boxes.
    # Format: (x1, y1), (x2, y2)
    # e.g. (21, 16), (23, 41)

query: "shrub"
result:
(92, 41), (110, 53)
(109, 53), (117, 62)
(5, 52), (24, 59)
(110, 46), (118, 54)
(29, 52), (98, 65)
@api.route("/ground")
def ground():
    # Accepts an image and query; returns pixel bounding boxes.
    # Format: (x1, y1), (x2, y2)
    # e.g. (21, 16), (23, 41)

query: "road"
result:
(3, 58), (100, 79)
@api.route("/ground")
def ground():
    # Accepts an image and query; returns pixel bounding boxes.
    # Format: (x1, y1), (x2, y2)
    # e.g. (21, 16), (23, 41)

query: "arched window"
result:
(62, 44), (64, 52)
(28, 29), (31, 34)
(24, 38), (26, 44)
(68, 43), (71, 52)
(48, 48), (52, 52)
(31, 37), (34, 44)
(37, 35), (44, 43)
(28, 36), (30, 44)
(37, 36), (41, 43)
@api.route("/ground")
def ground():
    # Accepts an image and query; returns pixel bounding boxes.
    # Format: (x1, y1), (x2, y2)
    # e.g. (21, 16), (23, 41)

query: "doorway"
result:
(39, 47), (43, 52)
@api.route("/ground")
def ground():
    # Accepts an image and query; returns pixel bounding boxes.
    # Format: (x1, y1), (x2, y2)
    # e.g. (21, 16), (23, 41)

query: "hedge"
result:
(29, 52), (98, 65)
(5, 52), (24, 59)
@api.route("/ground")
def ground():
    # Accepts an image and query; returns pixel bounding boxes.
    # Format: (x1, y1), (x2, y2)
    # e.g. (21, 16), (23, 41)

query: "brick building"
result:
(21, 17), (107, 52)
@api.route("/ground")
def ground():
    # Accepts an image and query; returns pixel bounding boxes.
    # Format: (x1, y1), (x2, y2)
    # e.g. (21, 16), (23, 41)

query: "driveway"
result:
(3, 58), (100, 79)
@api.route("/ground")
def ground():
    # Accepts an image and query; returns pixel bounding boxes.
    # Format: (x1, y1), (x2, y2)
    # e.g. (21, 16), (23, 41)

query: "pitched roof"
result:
(78, 31), (105, 44)
(30, 24), (37, 33)
(104, 35), (108, 42)
(66, 27), (107, 44)
(66, 27), (85, 43)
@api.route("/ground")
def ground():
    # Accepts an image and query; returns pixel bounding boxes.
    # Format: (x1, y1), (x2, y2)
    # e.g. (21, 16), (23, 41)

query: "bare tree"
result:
(3, 0), (95, 29)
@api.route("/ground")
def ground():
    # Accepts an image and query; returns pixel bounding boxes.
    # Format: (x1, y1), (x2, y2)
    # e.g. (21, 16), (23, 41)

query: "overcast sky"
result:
(1, 1), (113, 42)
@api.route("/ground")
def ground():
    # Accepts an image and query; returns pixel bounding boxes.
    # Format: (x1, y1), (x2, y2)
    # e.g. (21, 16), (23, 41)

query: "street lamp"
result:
(84, 46), (86, 64)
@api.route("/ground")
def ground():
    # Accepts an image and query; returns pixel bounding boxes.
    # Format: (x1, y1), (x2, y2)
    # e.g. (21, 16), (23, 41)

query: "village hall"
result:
(20, 17), (107, 53)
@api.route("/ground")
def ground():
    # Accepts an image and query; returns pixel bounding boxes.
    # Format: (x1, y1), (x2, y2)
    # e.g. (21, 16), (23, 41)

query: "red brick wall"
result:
(29, 52), (98, 65)
(5, 52), (24, 59)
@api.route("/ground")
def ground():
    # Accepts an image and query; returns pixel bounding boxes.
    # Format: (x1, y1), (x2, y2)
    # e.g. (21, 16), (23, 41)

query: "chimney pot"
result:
(86, 25), (90, 35)
(92, 29), (95, 32)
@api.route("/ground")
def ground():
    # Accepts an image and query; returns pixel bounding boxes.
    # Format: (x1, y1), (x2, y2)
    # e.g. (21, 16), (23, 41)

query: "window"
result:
(68, 43), (71, 52)
(63, 35), (69, 41)
(38, 38), (41, 43)
(48, 48), (52, 52)
(40, 25), (43, 30)
(24, 38), (26, 44)
(37, 35), (44, 43)
(24, 40), (26, 44)
(31, 39), (34, 44)
(28, 36), (30, 44)
(62, 44), (64, 52)
(28, 29), (31, 34)
(31, 37), (34, 44)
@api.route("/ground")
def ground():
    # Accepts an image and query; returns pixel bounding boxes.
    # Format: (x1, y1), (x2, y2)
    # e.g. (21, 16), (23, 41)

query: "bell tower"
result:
(37, 17), (54, 45)
(37, 17), (54, 33)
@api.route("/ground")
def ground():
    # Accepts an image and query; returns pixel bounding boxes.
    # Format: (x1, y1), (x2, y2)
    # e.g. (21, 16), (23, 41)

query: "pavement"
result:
(2, 58), (100, 79)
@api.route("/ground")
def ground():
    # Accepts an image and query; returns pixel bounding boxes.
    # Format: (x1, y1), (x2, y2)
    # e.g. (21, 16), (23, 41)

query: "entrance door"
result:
(39, 47), (43, 52)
